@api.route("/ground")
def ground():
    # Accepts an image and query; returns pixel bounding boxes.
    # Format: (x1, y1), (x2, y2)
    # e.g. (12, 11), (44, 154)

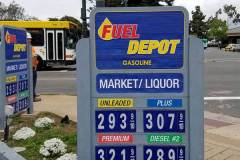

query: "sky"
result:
(2, 0), (240, 24)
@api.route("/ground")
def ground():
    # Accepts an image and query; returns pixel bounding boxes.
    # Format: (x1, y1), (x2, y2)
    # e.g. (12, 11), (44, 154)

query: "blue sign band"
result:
(6, 61), (28, 74)
(97, 73), (183, 93)
(147, 99), (182, 108)
(4, 28), (27, 60)
(95, 11), (184, 69)
(19, 74), (28, 80)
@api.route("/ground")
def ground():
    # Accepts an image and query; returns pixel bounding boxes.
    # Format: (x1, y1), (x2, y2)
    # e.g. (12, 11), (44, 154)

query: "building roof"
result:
(227, 27), (240, 36)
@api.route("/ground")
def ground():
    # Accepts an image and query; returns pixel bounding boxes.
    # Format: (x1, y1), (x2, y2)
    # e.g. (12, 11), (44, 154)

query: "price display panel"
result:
(18, 97), (29, 111)
(2, 27), (31, 115)
(143, 110), (185, 132)
(6, 83), (17, 96)
(96, 146), (136, 160)
(144, 146), (185, 160)
(96, 110), (136, 133)
(18, 80), (28, 92)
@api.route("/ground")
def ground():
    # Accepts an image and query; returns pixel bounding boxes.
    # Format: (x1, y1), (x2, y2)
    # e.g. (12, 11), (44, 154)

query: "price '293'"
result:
(96, 111), (136, 132)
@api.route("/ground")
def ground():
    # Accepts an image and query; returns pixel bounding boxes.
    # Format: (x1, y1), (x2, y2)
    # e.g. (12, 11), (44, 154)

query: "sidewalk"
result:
(204, 112), (240, 160)
(34, 95), (240, 160)
(34, 95), (77, 121)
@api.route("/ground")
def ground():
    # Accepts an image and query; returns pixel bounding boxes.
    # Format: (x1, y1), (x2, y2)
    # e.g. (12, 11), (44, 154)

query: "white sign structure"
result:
(77, 7), (204, 160)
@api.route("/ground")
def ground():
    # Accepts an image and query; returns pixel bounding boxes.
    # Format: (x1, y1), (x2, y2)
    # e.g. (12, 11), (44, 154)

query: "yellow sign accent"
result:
(98, 98), (133, 108)
(6, 76), (17, 83)
(98, 18), (113, 41)
(127, 39), (180, 55)
(14, 44), (26, 52)
(5, 31), (16, 44)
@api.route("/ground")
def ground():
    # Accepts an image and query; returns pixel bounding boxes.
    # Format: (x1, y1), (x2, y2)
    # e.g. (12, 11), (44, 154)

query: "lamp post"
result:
(96, 0), (105, 7)
(97, 0), (128, 7)
(81, 0), (88, 38)
(122, 0), (128, 7)
(81, 0), (129, 38)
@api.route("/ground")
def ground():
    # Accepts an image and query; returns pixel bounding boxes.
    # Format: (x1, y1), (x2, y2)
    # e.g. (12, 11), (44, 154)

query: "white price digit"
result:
(109, 113), (116, 129)
(98, 149), (105, 160)
(98, 114), (105, 130)
(109, 149), (115, 160)
(157, 114), (164, 129)
(146, 113), (153, 129)
(168, 149), (176, 160)
(157, 149), (164, 160)
(121, 149), (126, 160)
(6, 86), (9, 96)
(120, 113), (127, 129)
(9, 85), (12, 94)
(146, 149), (153, 160)
(168, 113), (175, 129)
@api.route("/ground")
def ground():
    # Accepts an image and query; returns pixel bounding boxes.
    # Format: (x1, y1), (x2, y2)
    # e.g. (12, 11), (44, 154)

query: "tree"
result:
(61, 16), (83, 37)
(48, 16), (83, 38)
(5, 1), (25, 20)
(88, 0), (175, 15)
(48, 18), (59, 21)
(0, 2), (7, 20)
(223, 5), (240, 23)
(92, 0), (174, 7)
(215, 9), (222, 19)
(60, 16), (82, 28)
(127, 0), (174, 6)
(207, 17), (228, 42)
(0, 1), (36, 20)
(190, 6), (208, 38)
(24, 15), (38, 20)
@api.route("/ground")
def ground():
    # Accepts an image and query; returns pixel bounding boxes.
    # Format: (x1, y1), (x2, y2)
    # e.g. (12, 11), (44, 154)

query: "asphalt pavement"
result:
(204, 48), (240, 96)
(204, 48), (240, 118)
(37, 65), (76, 94)
(37, 47), (240, 118)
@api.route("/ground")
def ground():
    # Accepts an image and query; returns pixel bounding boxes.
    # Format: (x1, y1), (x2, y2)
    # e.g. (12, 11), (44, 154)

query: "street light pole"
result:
(81, 0), (128, 37)
(122, 0), (128, 7)
(81, 0), (88, 38)
(96, 0), (105, 7)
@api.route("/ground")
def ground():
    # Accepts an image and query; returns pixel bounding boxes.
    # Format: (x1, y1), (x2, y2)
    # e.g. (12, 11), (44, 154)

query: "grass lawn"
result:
(0, 112), (77, 160)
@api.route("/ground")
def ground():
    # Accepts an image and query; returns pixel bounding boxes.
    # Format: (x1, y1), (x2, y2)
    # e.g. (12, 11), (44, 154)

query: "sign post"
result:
(0, 26), (33, 130)
(77, 7), (204, 160)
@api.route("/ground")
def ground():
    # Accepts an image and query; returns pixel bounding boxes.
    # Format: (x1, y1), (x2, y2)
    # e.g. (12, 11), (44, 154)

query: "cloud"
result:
(3, 0), (240, 21)
(3, 0), (81, 20)
(175, 0), (204, 14)
(175, 0), (240, 19)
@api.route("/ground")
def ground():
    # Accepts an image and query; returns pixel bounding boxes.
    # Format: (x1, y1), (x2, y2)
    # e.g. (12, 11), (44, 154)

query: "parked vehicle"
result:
(208, 40), (219, 47)
(224, 44), (240, 52)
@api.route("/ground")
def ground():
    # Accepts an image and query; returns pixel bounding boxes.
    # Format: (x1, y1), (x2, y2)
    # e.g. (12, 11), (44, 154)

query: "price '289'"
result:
(144, 146), (185, 160)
